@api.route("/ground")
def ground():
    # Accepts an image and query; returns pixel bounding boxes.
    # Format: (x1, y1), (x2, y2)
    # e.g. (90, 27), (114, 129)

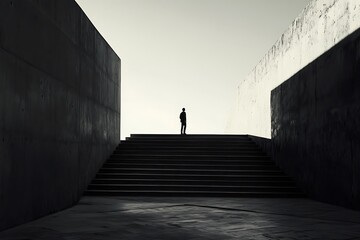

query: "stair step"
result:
(118, 144), (259, 148)
(126, 140), (254, 142)
(109, 154), (270, 160)
(85, 190), (306, 198)
(113, 151), (267, 156)
(88, 184), (302, 192)
(86, 134), (305, 198)
(116, 147), (260, 151)
(107, 158), (272, 164)
(120, 141), (256, 147)
(103, 163), (278, 170)
(129, 134), (250, 139)
(106, 161), (273, 167)
(92, 179), (296, 186)
(98, 168), (284, 175)
(95, 173), (293, 180)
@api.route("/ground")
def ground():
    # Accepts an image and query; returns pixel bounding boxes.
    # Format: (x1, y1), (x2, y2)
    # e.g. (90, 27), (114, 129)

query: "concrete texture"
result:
(226, 0), (360, 138)
(271, 27), (360, 209)
(1, 196), (360, 239)
(0, 0), (120, 230)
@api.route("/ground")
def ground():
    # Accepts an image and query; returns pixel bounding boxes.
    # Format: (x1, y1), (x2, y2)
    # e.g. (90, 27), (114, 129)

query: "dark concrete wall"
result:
(248, 135), (273, 158)
(0, 0), (120, 230)
(271, 27), (360, 209)
(226, 1), (360, 138)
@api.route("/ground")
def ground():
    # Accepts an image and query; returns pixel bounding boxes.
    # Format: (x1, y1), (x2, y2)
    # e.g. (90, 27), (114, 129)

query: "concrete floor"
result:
(1, 197), (360, 240)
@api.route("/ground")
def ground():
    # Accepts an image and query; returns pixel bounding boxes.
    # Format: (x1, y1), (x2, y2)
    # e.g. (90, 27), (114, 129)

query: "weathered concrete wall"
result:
(271, 27), (360, 209)
(0, 0), (120, 230)
(226, 0), (360, 138)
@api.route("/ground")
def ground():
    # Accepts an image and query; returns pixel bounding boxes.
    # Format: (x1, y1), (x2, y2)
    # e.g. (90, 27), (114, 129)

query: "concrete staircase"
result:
(85, 134), (305, 197)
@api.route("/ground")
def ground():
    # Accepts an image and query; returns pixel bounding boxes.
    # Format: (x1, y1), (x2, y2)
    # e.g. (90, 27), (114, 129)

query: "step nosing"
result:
(89, 184), (299, 188)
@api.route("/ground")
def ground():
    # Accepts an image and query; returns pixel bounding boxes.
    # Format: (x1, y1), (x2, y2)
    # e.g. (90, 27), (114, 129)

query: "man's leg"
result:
(181, 124), (184, 134)
(183, 123), (186, 134)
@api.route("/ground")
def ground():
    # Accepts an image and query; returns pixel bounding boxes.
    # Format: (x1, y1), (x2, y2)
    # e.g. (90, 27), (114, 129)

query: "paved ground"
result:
(1, 197), (360, 239)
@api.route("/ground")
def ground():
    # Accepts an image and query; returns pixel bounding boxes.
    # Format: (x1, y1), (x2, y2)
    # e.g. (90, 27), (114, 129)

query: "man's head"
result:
(182, 108), (185, 112)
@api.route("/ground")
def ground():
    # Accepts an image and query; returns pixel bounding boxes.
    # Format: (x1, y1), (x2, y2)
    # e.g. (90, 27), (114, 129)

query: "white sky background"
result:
(75, 0), (310, 139)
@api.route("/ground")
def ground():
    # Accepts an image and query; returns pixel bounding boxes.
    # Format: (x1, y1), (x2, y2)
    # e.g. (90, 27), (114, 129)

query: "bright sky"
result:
(75, 0), (310, 139)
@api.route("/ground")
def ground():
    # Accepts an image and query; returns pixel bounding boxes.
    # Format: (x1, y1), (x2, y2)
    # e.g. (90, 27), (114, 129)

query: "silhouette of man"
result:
(180, 108), (186, 135)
